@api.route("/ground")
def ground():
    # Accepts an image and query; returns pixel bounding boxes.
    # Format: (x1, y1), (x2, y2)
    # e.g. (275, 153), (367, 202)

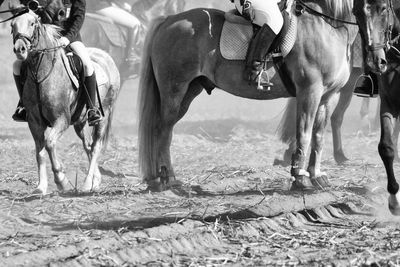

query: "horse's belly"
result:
(215, 60), (292, 100)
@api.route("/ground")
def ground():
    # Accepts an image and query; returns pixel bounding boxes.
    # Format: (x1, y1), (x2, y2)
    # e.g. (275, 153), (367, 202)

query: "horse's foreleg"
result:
(291, 83), (323, 190)
(331, 85), (352, 164)
(28, 121), (49, 195)
(393, 119), (400, 161)
(34, 137), (48, 195)
(45, 123), (70, 192)
(379, 100), (400, 215)
(308, 93), (340, 189)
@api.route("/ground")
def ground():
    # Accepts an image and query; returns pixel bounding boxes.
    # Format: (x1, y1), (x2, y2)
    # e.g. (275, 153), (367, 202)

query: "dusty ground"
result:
(1, 2), (400, 266)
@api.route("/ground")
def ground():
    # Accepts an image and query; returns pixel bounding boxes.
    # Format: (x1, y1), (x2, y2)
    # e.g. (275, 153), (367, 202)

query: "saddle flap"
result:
(61, 51), (80, 89)
(220, 1), (297, 61)
(86, 13), (128, 48)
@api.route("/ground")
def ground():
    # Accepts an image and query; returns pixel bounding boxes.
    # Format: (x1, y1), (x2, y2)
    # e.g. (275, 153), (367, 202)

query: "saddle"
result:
(61, 48), (84, 90)
(220, 0), (297, 61)
(86, 13), (128, 48)
(61, 48), (108, 91)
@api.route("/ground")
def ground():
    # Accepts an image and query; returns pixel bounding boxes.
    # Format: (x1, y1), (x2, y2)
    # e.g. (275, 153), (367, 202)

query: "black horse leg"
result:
(378, 103), (400, 215)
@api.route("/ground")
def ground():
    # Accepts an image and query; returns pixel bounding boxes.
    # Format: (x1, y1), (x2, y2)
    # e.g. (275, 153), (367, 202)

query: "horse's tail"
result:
(138, 17), (166, 181)
(276, 97), (297, 144)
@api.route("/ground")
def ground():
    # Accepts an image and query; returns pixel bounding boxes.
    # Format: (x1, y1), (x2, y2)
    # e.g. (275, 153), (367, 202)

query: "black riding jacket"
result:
(60, 0), (86, 42)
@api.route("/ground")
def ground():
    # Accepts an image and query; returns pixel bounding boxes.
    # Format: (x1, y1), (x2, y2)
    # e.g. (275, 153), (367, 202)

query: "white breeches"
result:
(96, 6), (141, 29)
(234, 0), (283, 34)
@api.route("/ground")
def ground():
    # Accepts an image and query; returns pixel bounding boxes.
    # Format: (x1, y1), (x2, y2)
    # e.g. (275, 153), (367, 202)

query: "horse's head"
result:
(353, 0), (395, 74)
(11, 10), (40, 60)
(34, 0), (67, 24)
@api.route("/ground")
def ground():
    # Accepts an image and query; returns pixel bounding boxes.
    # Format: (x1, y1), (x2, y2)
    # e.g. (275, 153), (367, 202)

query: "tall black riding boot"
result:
(12, 74), (27, 122)
(354, 71), (379, 98)
(84, 73), (102, 126)
(244, 24), (277, 82)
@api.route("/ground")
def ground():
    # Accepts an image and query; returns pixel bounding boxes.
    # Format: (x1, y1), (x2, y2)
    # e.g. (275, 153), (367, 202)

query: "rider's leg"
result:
(96, 6), (142, 78)
(245, 24), (277, 82)
(69, 41), (102, 126)
(244, 0), (283, 82)
(12, 60), (26, 122)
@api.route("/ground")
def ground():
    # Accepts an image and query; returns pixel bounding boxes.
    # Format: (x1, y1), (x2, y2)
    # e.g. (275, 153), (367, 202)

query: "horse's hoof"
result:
(146, 178), (181, 192)
(388, 194), (400, 216)
(32, 188), (46, 195)
(290, 175), (314, 191)
(146, 178), (164, 192)
(55, 178), (70, 192)
(334, 153), (349, 165)
(273, 158), (290, 167)
(311, 175), (330, 189)
(82, 182), (100, 193)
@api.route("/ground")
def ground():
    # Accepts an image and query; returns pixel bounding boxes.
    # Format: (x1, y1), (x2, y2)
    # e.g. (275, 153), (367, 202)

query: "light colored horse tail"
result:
(276, 98), (297, 144)
(138, 17), (167, 181)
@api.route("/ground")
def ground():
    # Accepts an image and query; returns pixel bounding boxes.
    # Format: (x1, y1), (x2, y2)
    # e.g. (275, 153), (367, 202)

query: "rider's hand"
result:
(59, 37), (70, 47)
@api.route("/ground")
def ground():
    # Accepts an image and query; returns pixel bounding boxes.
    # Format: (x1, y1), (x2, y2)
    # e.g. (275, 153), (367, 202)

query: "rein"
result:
(0, 6), (29, 23)
(296, 0), (358, 26)
(18, 22), (64, 85)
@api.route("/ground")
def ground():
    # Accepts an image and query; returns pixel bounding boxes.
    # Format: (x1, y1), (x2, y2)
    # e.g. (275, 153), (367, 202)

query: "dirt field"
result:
(1, 2), (400, 266)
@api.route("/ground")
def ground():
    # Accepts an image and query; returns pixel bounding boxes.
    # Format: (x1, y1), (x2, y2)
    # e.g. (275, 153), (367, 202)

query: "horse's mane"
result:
(39, 23), (61, 47)
(307, 0), (353, 22)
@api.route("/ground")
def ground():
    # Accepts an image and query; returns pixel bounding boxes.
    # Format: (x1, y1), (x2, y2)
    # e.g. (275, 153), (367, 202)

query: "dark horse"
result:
(353, 0), (400, 215)
(138, 1), (358, 191)
(11, 10), (120, 194)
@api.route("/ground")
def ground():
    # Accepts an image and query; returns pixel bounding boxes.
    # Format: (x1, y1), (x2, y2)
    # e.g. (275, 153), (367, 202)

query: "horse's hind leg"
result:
(331, 83), (353, 164)
(308, 93), (340, 189)
(81, 123), (105, 192)
(44, 121), (70, 192)
(151, 80), (203, 191)
(74, 123), (102, 191)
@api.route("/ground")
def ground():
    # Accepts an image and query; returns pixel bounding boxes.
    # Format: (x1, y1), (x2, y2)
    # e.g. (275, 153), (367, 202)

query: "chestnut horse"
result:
(138, 1), (358, 191)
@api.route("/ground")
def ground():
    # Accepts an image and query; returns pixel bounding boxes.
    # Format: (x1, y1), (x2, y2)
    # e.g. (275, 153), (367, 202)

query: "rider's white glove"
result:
(59, 36), (70, 47)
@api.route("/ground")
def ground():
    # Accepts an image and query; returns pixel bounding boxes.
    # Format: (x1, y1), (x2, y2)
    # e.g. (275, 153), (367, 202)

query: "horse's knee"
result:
(378, 141), (395, 160)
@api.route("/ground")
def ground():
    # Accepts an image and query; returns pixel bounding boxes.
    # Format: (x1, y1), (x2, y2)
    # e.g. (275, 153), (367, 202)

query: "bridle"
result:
(13, 10), (64, 85)
(355, 0), (397, 52)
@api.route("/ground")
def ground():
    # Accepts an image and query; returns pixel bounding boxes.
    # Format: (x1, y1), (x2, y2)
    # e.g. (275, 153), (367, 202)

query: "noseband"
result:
(13, 17), (63, 84)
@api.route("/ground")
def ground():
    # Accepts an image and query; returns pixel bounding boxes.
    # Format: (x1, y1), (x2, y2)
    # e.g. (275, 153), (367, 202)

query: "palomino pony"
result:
(138, 0), (358, 191)
(353, 0), (400, 215)
(11, 10), (120, 194)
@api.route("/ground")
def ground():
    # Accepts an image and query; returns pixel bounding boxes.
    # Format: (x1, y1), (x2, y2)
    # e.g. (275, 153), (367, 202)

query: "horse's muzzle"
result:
(367, 49), (387, 74)
(13, 39), (28, 60)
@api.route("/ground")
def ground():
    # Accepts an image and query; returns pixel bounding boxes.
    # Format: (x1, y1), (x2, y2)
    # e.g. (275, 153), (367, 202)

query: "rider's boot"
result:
(120, 27), (142, 80)
(354, 72), (379, 98)
(12, 74), (27, 122)
(244, 24), (277, 84)
(84, 73), (102, 126)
